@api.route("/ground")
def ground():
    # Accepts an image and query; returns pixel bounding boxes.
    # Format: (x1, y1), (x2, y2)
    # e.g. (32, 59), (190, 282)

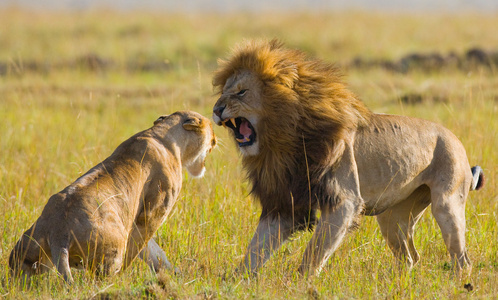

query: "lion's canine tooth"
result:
(244, 137), (250, 142)
(221, 121), (227, 128)
(236, 138), (245, 143)
(230, 118), (236, 127)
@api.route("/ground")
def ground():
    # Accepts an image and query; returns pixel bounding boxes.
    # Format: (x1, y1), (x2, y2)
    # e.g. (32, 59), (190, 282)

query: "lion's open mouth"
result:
(221, 117), (256, 147)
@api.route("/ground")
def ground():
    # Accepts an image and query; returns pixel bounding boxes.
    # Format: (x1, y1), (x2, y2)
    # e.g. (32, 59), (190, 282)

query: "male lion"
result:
(212, 40), (484, 276)
(9, 111), (217, 284)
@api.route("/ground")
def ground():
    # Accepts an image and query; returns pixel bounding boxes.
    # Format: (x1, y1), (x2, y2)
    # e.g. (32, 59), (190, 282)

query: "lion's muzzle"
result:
(213, 104), (257, 148)
(213, 105), (225, 125)
(222, 117), (256, 147)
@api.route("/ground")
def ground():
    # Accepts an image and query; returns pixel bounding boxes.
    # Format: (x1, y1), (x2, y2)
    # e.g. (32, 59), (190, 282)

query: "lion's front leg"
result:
(299, 142), (363, 276)
(241, 214), (294, 275)
(298, 200), (362, 276)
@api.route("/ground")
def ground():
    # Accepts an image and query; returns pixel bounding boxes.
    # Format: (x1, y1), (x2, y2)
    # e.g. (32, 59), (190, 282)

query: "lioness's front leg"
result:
(126, 223), (175, 274)
(139, 239), (174, 273)
(241, 215), (294, 275)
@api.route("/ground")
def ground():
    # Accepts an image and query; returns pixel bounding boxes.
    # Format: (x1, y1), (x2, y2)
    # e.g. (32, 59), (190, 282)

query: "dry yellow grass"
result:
(0, 8), (496, 299)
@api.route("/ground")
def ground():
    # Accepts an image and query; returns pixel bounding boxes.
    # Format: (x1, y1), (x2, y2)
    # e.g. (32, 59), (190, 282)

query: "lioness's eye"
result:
(236, 89), (248, 97)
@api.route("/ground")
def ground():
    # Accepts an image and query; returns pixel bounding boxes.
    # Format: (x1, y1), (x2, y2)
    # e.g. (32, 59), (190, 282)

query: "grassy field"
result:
(0, 9), (497, 299)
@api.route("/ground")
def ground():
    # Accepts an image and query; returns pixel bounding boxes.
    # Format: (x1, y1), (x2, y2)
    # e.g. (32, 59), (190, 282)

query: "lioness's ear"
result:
(183, 117), (203, 131)
(154, 115), (169, 125)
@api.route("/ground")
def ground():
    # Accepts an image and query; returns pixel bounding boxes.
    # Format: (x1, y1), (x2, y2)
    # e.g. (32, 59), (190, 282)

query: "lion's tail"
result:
(470, 166), (485, 191)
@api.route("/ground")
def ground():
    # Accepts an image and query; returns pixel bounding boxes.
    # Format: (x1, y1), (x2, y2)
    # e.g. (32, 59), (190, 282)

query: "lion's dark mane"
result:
(213, 40), (372, 231)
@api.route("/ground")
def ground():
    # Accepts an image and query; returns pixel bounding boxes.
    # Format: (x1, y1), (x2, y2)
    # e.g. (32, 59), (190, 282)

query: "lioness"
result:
(212, 40), (484, 276)
(9, 111), (217, 284)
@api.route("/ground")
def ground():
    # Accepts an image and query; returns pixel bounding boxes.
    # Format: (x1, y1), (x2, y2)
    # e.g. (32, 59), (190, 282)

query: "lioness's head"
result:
(154, 111), (217, 178)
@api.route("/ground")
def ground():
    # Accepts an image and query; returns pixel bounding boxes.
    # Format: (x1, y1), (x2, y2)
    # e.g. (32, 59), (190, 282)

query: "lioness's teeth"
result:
(244, 137), (250, 142)
(230, 118), (236, 127)
(221, 121), (227, 128)
(236, 138), (245, 143)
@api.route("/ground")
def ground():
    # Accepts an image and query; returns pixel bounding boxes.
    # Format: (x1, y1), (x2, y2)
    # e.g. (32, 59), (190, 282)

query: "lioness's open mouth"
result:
(221, 117), (256, 147)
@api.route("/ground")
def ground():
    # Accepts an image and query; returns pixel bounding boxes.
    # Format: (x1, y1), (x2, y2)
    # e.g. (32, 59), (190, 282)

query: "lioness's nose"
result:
(213, 105), (225, 118)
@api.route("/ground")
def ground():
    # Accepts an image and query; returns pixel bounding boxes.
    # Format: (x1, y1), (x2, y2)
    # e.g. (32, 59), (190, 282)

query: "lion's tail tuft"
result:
(471, 166), (485, 191)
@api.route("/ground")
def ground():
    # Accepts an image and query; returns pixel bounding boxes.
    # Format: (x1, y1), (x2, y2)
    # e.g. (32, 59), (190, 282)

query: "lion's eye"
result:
(236, 89), (248, 97)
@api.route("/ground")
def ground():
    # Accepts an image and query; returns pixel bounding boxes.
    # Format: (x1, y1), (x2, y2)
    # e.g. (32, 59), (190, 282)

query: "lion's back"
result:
(354, 113), (470, 211)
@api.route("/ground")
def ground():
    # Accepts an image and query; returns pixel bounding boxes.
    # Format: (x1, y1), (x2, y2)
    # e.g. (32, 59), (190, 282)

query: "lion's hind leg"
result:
(376, 185), (431, 269)
(430, 184), (471, 273)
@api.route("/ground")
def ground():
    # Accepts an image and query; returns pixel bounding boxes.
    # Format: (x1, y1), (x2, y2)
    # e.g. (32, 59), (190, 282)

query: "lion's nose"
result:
(213, 105), (225, 118)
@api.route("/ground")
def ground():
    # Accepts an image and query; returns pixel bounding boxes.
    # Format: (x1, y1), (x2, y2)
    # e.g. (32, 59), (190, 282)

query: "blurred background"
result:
(0, 0), (497, 12)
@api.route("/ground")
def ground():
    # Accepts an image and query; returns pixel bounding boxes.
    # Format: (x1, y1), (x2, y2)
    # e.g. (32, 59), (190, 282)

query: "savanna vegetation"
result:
(0, 8), (497, 299)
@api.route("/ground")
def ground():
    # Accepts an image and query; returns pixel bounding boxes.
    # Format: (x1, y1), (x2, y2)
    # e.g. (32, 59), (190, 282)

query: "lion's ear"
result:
(183, 117), (203, 131)
(154, 115), (169, 125)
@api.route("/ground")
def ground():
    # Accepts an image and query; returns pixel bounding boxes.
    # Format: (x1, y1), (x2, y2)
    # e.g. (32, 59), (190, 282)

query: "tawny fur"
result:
(212, 39), (484, 276)
(9, 111), (216, 284)
(214, 40), (372, 226)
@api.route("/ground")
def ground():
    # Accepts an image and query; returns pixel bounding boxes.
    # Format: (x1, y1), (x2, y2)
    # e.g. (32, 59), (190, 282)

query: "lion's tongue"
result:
(239, 120), (252, 138)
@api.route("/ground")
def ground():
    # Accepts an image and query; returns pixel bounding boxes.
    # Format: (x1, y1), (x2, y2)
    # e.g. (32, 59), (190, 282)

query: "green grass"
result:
(0, 9), (497, 299)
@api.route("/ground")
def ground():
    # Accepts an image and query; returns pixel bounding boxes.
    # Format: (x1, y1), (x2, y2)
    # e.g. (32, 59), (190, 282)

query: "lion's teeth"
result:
(221, 121), (227, 128)
(244, 137), (250, 142)
(230, 118), (236, 127)
(236, 138), (245, 143)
